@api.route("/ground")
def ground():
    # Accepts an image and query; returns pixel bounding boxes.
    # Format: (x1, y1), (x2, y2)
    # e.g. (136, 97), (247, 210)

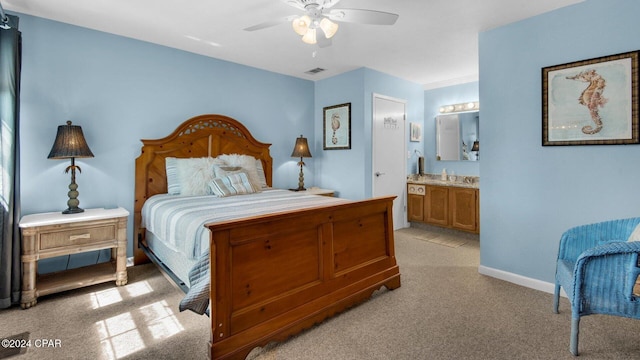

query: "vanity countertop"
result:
(407, 174), (479, 189)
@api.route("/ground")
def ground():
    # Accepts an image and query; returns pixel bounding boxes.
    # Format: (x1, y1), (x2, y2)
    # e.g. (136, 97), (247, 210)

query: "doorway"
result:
(372, 94), (407, 230)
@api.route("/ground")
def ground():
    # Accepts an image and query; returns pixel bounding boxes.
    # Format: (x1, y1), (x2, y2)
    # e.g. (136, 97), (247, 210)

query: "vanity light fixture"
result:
(439, 101), (479, 114)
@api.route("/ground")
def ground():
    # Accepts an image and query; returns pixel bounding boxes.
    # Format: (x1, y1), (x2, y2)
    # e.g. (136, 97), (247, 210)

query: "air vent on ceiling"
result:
(305, 67), (326, 75)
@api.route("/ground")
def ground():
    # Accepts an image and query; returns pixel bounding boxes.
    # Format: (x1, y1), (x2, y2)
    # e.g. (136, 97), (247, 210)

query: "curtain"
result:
(0, 14), (21, 309)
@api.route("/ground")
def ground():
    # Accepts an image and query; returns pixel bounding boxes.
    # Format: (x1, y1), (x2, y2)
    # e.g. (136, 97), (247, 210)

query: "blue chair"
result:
(554, 217), (640, 356)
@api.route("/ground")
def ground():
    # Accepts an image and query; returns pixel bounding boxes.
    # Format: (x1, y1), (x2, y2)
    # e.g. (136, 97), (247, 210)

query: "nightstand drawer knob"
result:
(69, 233), (91, 241)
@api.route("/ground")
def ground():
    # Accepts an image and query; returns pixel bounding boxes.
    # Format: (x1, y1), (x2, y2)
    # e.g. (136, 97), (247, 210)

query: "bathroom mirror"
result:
(436, 112), (479, 161)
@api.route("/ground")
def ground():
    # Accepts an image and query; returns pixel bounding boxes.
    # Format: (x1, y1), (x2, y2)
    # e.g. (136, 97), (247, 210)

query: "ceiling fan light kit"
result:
(294, 15), (338, 44)
(244, 0), (398, 47)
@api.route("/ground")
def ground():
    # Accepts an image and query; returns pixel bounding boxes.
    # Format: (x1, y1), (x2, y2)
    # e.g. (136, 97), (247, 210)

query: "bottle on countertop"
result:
(441, 168), (447, 181)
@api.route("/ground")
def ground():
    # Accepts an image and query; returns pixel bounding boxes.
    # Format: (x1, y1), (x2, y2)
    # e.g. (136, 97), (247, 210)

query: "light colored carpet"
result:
(2, 227), (640, 359)
(401, 225), (471, 248)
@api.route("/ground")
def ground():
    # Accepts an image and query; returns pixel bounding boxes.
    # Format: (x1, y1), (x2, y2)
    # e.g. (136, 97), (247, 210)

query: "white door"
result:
(372, 94), (407, 230)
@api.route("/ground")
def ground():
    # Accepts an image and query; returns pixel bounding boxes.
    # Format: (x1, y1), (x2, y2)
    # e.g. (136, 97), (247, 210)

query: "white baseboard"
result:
(478, 265), (567, 298)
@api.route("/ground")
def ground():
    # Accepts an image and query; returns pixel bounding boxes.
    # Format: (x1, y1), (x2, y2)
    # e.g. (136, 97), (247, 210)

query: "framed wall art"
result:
(542, 50), (639, 146)
(323, 103), (351, 150)
(410, 122), (422, 142)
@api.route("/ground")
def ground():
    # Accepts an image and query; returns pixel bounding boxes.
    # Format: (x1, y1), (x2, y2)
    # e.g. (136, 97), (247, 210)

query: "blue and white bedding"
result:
(141, 189), (347, 314)
(142, 189), (346, 260)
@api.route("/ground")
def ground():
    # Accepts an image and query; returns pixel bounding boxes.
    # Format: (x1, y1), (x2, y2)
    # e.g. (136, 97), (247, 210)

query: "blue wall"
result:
(314, 68), (424, 200)
(424, 82), (479, 176)
(479, 0), (640, 284)
(16, 13), (423, 273)
(17, 14), (315, 271)
(314, 69), (366, 199)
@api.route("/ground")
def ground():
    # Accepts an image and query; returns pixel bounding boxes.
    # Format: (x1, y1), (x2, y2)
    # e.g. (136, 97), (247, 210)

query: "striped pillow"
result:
(165, 157), (181, 195)
(208, 172), (258, 197)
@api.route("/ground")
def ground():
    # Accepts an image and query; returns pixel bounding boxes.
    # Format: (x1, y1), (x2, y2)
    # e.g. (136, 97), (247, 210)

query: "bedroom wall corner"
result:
(314, 68), (423, 201)
(478, 0), (640, 284)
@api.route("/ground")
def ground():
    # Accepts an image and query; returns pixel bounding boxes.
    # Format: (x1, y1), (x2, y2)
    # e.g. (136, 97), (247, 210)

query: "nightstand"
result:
(304, 187), (335, 197)
(19, 207), (129, 309)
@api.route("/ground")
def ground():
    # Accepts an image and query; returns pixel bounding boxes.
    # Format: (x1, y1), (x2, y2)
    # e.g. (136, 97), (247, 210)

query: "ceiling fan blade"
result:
(327, 8), (399, 25)
(243, 16), (294, 31)
(280, 0), (305, 11)
(281, 0), (342, 10)
(320, 0), (342, 9)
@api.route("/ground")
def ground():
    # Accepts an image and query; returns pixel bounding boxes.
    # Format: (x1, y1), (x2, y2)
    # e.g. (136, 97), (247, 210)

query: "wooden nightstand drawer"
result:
(40, 225), (116, 250)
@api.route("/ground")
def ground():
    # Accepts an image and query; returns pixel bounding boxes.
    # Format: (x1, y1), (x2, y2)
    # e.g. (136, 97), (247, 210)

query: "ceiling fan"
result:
(244, 0), (399, 47)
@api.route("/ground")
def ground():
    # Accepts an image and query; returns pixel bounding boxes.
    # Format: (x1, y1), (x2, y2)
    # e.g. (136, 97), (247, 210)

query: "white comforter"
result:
(141, 189), (347, 260)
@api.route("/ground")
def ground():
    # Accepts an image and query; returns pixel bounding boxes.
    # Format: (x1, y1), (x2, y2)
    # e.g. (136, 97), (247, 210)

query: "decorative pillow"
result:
(208, 172), (258, 197)
(165, 157), (225, 195)
(166, 157), (181, 195)
(213, 165), (244, 178)
(217, 154), (262, 190)
(255, 159), (268, 188)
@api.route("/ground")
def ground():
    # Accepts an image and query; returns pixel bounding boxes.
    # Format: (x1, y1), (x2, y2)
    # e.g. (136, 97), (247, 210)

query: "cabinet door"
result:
(450, 188), (477, 232)
(425, 186), (448, 226)
(407, 194), (424, 221)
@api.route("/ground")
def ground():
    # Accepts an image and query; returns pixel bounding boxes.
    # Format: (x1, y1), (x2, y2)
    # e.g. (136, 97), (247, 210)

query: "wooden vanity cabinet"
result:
(408, 183), (479, 233)
(407, 184), (425, 221)
(425, 186), (448, 226)
(449, 187), (478, 232)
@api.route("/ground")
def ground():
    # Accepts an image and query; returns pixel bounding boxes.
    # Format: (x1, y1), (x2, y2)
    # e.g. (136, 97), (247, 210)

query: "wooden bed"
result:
(134, 114), (401, 359)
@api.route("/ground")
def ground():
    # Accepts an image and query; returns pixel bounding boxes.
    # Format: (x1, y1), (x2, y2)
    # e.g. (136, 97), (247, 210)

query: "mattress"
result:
(141, 188), (348, 292)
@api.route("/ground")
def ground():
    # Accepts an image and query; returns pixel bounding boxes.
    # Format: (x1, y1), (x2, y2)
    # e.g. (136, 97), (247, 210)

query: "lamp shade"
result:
(48, 121), (94, 159)
(301, 28), (317, 44)
(292, 15), (311, 36)
(319, 18), (339, 38)
(291, 135), (312, 158)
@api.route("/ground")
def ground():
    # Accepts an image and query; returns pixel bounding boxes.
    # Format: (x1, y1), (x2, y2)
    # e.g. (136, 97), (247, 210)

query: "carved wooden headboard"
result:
(133, 114), (272, 263)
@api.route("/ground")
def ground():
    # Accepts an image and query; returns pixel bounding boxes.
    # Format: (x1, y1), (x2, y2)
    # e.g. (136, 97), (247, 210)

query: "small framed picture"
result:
(410, 122), (422, 142)
(323, 103), (351, 150)
(542, 50), (639, 146)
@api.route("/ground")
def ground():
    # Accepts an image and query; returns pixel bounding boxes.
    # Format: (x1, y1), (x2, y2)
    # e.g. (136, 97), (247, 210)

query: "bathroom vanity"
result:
(407, 175), (479, 234)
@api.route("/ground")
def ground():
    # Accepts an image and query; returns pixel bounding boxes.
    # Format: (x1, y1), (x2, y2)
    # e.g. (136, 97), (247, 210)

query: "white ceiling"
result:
(3, 0), (584, 89)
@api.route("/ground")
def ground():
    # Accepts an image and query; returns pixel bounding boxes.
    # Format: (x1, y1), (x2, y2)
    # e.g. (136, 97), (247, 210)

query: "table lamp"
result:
(471, 140), (479, 160)
(290, 135), (312, 191)
(48, 121), (94, 214)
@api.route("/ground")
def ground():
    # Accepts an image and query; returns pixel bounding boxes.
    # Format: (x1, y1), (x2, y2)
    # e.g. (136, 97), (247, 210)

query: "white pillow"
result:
(255, 159), (268, 188)
(209, 172), (259, 197)
(217, 154), (262, 190)
(165, 157), (225, 196)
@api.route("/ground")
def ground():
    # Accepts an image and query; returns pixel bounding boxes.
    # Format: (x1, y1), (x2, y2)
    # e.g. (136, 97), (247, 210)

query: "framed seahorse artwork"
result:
(323, 103), (351, 150)
(542, 50), (639, 146)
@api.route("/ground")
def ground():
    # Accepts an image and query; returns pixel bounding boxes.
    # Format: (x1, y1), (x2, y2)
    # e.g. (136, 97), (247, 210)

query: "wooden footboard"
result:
(207, 196), (401, 360)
